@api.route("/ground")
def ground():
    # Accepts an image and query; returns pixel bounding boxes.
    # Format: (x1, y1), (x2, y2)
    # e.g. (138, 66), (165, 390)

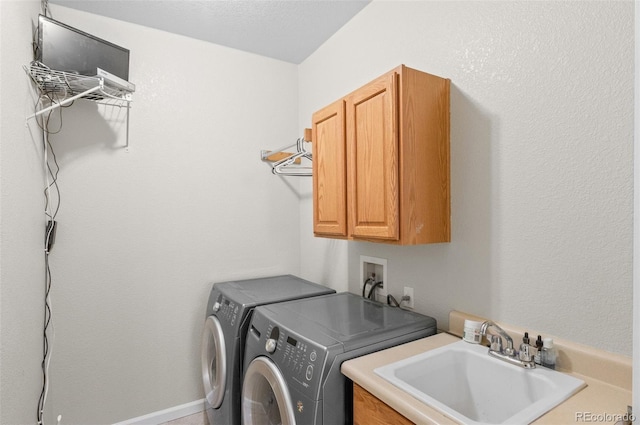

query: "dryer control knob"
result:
(305, 365), (314, 381)
(265, 338), (277, 354)
(212, 302), (221, 313)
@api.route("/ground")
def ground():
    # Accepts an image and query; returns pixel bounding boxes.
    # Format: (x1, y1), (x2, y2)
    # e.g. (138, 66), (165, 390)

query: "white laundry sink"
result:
(374, 340), (586, 425)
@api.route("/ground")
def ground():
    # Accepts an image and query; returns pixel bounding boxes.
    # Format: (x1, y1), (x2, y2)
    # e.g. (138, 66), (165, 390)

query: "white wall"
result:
(1, 1), (635, 424)
(299, 1), (634, 356)
(2, 3), (304, 423)
(634, 0), (639, 415)
(1, 2), (46, 424)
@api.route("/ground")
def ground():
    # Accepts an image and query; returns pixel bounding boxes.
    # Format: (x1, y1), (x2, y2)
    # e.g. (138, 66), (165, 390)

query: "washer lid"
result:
(257, 293), (437, 351)
(213, 275), (334, 307)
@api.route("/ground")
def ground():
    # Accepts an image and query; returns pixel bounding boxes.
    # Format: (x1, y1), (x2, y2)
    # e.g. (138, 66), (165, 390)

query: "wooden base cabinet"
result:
(353, 383), (414, 425)
(312, 65), (450, 245)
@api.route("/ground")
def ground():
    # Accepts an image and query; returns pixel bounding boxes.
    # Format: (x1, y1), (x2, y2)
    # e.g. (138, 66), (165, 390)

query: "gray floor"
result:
(161, 411), (208, 425)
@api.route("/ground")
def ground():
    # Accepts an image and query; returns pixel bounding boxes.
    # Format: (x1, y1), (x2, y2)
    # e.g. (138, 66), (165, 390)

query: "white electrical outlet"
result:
(403, 286), (414, 309)
(359, 256), (387, 301)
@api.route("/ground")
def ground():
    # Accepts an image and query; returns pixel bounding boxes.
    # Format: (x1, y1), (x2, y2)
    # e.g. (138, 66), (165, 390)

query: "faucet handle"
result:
(490, 335), (503, 352)
(519, 344), (532, 362)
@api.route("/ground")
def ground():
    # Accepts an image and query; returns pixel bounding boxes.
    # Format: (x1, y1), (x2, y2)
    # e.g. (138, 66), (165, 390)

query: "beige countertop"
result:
(341, 332), (632, 425)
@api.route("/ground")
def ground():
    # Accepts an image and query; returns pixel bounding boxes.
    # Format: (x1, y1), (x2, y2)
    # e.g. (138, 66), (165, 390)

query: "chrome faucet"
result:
(480, 320), (535, 369)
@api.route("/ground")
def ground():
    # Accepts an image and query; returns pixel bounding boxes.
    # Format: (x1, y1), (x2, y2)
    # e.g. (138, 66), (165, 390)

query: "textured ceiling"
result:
(49, 0), (370, 64)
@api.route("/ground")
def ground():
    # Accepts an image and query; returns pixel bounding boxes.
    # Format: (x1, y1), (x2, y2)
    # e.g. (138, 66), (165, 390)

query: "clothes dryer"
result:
(241, 292), (437, 425)
(201, 275), (334, 425)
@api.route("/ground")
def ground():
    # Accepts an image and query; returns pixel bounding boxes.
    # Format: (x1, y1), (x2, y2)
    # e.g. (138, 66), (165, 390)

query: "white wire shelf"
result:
(24, 62), (135, 150)
(24, 63), (133, 104)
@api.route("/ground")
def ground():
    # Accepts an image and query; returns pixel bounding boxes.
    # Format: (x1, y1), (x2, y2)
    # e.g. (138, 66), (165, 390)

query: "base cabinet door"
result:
(353, 383), (414, 425)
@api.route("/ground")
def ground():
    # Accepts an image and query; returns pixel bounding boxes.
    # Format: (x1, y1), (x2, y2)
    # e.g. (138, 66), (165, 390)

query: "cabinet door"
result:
(312, 99), (347, 237)
(353, 383), (414, 425)
(346, 71), (399, 240)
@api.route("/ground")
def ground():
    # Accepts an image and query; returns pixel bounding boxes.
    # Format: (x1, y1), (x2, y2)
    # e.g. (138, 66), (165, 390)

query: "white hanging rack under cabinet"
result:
(23, 62), (134, 149)
(261, 128), (313, 177)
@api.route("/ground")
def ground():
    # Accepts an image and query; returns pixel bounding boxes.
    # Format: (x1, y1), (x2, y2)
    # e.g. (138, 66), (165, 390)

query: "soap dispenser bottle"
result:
(519, 332), (531, 361)
(534, 335), (544, 365)
(541, 338), (557, 369)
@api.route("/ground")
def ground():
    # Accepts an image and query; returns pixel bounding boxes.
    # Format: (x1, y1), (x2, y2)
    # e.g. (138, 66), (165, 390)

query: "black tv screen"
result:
(37, 14), (130, 81)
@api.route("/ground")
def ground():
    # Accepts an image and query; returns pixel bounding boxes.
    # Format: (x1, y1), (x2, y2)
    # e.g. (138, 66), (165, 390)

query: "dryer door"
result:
(242, 356), (296, 425)
(201, 316), (227, 408)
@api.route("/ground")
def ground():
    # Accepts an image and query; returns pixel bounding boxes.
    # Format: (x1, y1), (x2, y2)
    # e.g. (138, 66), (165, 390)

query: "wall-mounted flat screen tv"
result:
(37, 14), (130, 81)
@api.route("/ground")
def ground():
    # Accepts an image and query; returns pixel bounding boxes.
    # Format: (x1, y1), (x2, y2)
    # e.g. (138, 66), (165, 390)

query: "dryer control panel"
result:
(263, 323), (327, 400)
(210, 292), (239, 328)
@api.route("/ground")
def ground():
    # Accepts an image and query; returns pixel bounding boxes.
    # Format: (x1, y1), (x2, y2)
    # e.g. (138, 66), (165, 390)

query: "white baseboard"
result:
(113, 399), (206, 425)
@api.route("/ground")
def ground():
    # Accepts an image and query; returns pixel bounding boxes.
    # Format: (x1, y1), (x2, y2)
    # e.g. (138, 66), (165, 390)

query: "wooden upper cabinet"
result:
(347, 71), (399, 240)
(312, 99), (347, 237)
(312, 65), (450, 245)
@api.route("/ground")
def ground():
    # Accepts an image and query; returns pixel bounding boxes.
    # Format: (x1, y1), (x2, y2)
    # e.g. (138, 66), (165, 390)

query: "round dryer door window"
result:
(201, 316), (227, 408)
(242, 357), (295, 425)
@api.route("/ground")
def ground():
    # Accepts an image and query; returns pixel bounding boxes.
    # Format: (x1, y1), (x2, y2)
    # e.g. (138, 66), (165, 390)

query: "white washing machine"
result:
(241, 292), (437, 425)
(201, 275), (335, 425)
